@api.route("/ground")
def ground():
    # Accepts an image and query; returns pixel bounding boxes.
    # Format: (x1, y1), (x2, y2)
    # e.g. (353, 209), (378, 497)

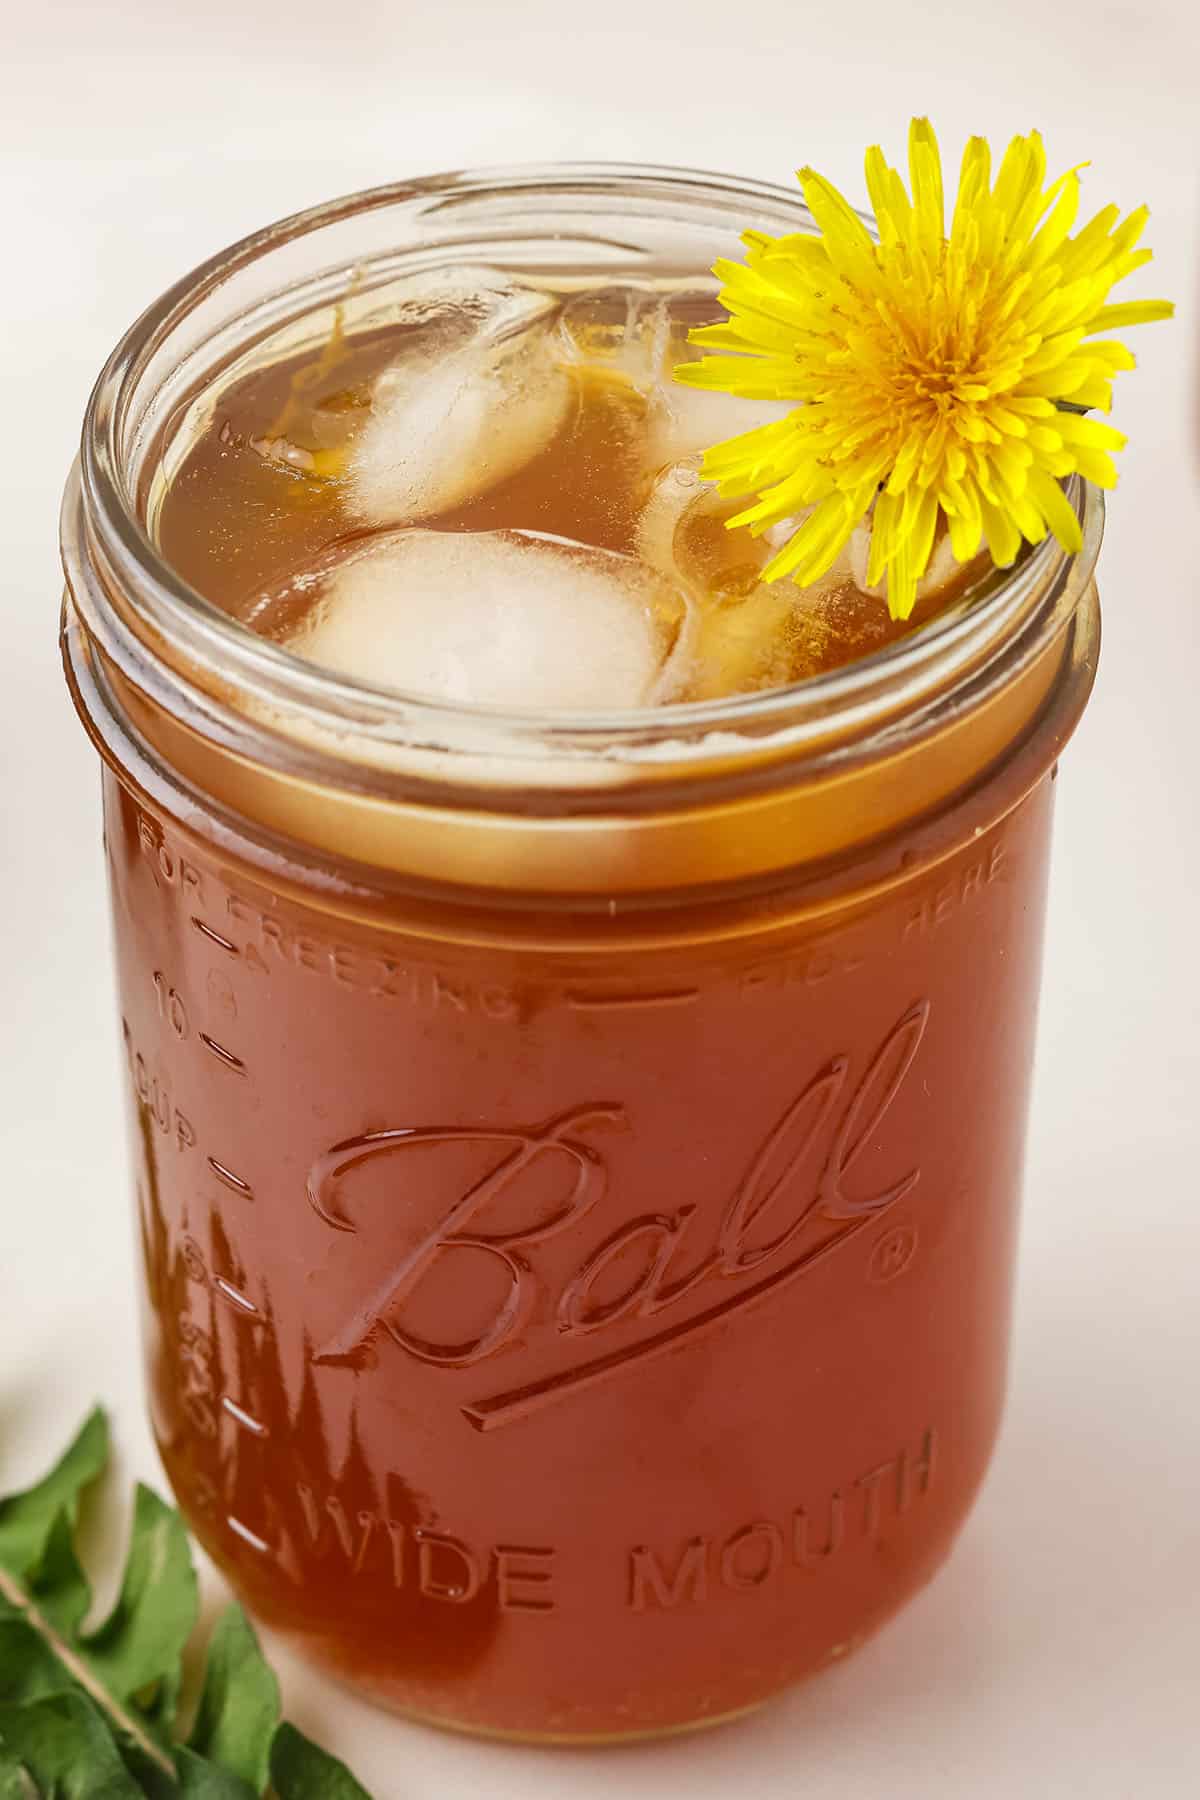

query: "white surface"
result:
(2, 1), (1199, 1793)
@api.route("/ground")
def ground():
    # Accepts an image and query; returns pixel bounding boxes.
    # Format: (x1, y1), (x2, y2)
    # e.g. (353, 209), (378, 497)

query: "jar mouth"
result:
(65, 160), (1103, 786)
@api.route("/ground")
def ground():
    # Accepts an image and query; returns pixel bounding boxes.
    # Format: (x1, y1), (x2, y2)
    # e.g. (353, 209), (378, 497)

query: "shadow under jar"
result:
(61, 166), (1100, 1743)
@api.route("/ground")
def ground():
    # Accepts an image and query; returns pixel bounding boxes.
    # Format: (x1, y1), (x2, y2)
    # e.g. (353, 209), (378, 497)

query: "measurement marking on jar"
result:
(199, 1033), (246, 1075)
(191, 915), (240, 956)
(226, 1515), (272, 1554)
(566, 989), (699, 1011)
(152, 972), (189, 1038)
(123, 1025), (197, 1150)
(214, 1277), (259, 1316)
(207, 1156), (254, 1200)
(221, 1395), (268, 1436)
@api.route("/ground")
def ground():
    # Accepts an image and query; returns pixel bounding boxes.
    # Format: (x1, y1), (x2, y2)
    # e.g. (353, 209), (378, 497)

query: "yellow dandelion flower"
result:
(676, 119), (1174, 620)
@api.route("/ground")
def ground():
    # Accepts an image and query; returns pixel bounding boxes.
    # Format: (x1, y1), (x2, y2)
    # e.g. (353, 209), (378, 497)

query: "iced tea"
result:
(62, 169), (1100, 1740)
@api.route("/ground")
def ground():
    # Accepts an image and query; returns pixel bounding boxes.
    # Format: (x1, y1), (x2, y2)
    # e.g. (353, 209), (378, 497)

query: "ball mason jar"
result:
(61, 167), (1100, 1743)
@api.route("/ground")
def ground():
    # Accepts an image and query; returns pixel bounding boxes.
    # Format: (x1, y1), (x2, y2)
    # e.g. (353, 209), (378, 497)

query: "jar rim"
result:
(64, 160), (1103, 797)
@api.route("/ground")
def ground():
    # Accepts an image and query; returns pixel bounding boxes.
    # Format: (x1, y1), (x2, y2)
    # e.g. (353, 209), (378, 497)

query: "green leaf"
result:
(269, 1725), (373, 1800)
(0, 1410), (375, 1799)
(0, 1692), (144, 1799)
(121, 1741), (188, 1800)
(0, 1435), (195, 1785)
(186, 1609), (279, 1794)
(28, 1512), (92, 1640)
(0, 1745), (38, 1800)
(173, 1746), (258, 1799)
(0, 1413), (108, 1580)
(83, 1486), (197, 1731)
(0, 1618), (73, 1701)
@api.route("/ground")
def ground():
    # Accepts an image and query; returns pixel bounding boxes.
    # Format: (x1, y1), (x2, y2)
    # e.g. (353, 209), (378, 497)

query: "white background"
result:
(2, 1), (1199, 1793)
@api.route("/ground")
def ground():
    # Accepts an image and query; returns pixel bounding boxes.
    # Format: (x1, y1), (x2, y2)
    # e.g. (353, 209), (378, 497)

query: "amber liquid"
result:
(111, 779), (1059, 1738)
(155, 286), (972, 695)
(108, 286), (1058, 1739)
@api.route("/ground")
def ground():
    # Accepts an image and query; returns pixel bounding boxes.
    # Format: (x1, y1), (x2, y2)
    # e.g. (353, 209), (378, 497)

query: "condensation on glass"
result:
(61, 168), (1100, 1742)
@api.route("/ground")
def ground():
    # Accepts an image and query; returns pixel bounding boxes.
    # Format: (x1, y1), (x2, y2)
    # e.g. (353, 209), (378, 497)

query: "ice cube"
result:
(557, 285), (675, 384)
(558, 287), (791, 473)
(646, 384), (793, 472)
(638, 462), (906, 698)
(847, 522), (968, 605)
(348, 271), (571, 527)
(284, 528), (693, 711)
(559, 287), (791, 472)
(638, 457), (770, 594)
(373, 266), (556, 341)
(637, 460), (802, 698)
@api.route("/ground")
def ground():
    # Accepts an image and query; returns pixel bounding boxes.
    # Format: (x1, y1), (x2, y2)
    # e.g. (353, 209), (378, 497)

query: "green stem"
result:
(0, 1564), (177, 1783)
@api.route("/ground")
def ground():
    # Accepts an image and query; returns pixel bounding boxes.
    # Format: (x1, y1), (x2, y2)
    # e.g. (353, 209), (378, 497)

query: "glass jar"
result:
(61, 166), (1100, 1743)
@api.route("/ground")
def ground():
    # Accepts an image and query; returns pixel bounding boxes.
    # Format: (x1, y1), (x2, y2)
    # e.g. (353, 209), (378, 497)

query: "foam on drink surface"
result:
(154, 269), (981, 713)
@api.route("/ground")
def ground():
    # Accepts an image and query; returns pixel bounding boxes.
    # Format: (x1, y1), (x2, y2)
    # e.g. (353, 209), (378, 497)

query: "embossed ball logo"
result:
(305, 1002), (930, 1430)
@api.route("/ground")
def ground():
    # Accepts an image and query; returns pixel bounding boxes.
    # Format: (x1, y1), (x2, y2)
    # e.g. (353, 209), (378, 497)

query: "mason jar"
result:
(60, 166), (1100, 1743)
